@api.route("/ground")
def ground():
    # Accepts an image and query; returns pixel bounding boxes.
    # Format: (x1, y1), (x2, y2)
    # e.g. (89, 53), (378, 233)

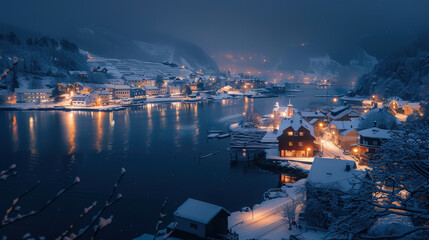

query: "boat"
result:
(247, 93), (278, 98)
(207, 133), (219, 138)
(217, 133), (231, 139)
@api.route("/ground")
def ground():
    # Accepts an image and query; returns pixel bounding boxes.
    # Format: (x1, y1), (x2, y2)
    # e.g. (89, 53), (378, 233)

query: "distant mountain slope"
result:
(69, 25), (219, 74)
(355, 34), (429, 100)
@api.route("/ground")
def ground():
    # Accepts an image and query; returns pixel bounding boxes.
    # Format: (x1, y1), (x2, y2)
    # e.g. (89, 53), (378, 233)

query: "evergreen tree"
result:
(52, 84), (60, 102)
(155, 75), (164, 88)
(11, 67), (19, 91)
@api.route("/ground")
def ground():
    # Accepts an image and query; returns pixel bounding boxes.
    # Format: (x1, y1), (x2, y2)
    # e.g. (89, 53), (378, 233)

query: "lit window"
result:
(287, 131), (293, 136)
(299, 142), (303, 146)
(299, 132), (304, 136)
(289, 141), (293, 146)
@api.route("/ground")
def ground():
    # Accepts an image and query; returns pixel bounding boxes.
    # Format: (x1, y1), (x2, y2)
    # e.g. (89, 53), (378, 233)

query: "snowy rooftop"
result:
(330, 106), (349, 114)
(358, 127), (391, 139)
(69, 71), (87, 75)
(407, 102), (421, 109)
(277, 115), (314, 137)
(299, 111), (325, 118)
(308, 118), (318, 125)
(93, 90), (111, 95)
(15, 88), (52, 93)
(307, 158), (365, 192)
(328, 108), (360, 120)
(174, 198), (230, 224)
(339, 128), (358, 136)
(330, 118), (360, 130)
(144, 86), (159, 90)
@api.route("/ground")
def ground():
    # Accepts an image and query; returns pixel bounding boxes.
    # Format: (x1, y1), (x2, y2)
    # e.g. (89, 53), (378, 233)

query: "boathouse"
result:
(172, 198), (232, 239)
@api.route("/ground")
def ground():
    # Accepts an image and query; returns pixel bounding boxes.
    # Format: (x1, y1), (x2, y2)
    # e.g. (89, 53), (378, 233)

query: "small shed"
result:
(173, 198), (231, 239)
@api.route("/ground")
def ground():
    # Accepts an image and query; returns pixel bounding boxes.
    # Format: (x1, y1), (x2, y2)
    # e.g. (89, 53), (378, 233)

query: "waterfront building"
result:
(277, 115), (315, 157)
(172, 198), (232, 239)
(15, 88), (53, 103)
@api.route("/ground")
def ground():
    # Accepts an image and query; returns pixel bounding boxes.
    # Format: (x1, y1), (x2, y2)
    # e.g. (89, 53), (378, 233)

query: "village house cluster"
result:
(262, 95), (424, 165)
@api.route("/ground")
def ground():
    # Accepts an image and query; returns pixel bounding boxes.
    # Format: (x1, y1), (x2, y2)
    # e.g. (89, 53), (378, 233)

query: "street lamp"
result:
(252, 204), (260, 220)
(321, 140), (325, 155)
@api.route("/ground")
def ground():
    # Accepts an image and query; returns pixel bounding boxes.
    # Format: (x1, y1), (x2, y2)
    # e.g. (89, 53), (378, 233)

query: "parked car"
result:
(343, 150), (350, 155)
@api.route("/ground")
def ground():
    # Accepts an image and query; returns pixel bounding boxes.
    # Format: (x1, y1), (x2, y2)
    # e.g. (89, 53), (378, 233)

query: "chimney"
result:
(345, 163), (351, 172)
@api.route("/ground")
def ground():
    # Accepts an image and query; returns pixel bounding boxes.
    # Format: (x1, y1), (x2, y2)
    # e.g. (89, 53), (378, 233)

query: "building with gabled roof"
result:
(277, 115), (315, 157)
(172, 198), (232, 239)
(327, 106), (360, 122)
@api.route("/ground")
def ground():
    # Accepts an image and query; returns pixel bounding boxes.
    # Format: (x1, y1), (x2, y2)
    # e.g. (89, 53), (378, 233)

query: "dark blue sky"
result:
(2, 0), (429, 74)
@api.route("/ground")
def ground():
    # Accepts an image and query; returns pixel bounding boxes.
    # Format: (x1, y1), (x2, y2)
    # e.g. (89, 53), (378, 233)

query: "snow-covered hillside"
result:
(69, 25), (219, 74)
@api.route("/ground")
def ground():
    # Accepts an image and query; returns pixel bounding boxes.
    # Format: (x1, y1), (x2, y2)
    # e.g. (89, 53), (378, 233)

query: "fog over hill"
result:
(67, 25), (219, 74)
(355, 34), (429, 100)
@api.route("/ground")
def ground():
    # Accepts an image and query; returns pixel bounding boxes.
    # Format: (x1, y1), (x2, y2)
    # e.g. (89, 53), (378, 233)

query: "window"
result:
(299, 132), (304, 136)
(299, 142), (303, 146)
(287, 131), (293, 136)
(288, 141), (293, 146)
(294, 132), (298, 136)
(190, 223), (198, 230)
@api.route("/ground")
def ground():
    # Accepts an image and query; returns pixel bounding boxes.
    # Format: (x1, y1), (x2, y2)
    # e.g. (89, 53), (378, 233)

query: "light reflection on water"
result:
(0, 84), (346, 239)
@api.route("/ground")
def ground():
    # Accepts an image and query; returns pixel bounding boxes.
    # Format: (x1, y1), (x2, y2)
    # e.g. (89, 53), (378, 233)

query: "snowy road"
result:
(320, 140), (354, 160)
(229, 180), (306, 239)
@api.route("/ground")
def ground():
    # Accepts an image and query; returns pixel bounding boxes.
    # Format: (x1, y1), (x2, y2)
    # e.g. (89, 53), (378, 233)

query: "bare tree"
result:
(278, 197), (303, 230)
(0, 165), (126, 240)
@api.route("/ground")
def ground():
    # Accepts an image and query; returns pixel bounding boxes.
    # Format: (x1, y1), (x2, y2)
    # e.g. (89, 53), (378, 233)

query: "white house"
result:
(15, 88), (53, 103)
(72, 94), (95, 107)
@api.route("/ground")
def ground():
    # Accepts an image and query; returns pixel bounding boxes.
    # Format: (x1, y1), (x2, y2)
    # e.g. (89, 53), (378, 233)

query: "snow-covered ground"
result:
(229, 179), (325, 240)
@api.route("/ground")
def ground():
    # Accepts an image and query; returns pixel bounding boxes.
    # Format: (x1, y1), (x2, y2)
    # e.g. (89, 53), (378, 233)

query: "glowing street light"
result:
(252, 203), (260, 220)
(332, 98), (338, 103)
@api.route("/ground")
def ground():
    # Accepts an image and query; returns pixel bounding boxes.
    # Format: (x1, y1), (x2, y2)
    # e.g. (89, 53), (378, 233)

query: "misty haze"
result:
(0, 1), (428, 240)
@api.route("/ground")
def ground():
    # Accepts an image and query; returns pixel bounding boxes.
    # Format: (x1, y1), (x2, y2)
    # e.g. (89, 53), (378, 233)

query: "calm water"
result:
(0, 84), (345, 239)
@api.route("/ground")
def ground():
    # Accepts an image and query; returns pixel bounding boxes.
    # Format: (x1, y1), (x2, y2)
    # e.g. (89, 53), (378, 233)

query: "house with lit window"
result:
(15, 88), (53, 103)
(68, 71), (88, 80)
(277, 115), (315, 157)
(113, 85), (131, 99)
(352, 127), (392, 163)
(143, 86), (159, 96)
(172, 198), (234, 240)
(92, 90), (111, 106)
(72, 94), (95, 107)
(329, 118), (360, 147)
(168, 85), (182, 96)
(271, 101), (295, 126)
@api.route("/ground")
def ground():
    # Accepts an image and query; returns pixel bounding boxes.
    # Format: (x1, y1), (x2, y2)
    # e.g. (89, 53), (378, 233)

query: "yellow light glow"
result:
(353, 148), (358, 153)
(307, 148), (311, 151)
(270, 114), (274, 118)
(332, 131), (335, 134)
(333, 98), (338, 102)
(319, 123), (323, 127)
